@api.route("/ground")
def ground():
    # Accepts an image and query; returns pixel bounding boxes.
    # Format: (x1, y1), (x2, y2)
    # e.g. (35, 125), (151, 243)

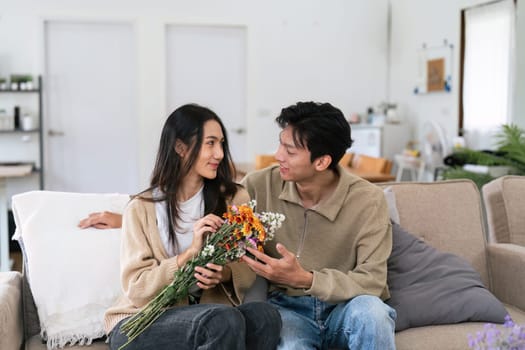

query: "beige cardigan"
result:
(104, 188), (254, 333)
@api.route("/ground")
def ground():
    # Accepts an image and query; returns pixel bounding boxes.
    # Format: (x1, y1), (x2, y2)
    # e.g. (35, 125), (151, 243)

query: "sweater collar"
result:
(278, 165), (359, 221)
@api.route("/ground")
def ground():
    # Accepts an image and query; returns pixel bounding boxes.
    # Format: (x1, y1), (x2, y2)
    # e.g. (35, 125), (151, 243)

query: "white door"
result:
(45, 21), (138, 193)
(165, 25), (247, 163)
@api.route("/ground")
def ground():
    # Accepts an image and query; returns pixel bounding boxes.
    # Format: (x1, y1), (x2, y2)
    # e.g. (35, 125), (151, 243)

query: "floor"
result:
(10, 251), (22, 272)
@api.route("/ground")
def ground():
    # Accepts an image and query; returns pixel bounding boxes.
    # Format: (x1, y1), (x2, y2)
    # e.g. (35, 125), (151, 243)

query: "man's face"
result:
(274, 126), (317, 182)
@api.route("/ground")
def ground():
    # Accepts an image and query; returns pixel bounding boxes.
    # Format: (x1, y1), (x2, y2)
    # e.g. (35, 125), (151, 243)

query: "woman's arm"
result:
(78, 211), (122, 229)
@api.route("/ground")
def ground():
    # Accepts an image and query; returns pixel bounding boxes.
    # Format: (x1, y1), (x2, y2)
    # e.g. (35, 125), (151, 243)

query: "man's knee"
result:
(345, 295), (395, 323)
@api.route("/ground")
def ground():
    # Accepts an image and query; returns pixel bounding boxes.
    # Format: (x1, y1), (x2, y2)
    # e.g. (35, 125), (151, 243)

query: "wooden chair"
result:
(384, 159), (394, 175)
(345, 154), (395, 182)
(338, 153), (354, 167)
(254, 154), (278, 170)
(256, 153), (354, 170)
(351, 154), (392, 174)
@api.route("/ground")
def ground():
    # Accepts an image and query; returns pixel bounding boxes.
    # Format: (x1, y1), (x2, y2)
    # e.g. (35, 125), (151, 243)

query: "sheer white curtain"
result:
(463, 0), (516, 150)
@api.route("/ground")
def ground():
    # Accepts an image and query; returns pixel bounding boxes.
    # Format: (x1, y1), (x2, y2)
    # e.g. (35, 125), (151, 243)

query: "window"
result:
(459, 0), (516, 150)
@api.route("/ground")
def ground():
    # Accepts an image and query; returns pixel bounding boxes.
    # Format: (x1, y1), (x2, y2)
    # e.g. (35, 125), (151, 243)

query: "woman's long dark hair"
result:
(138, 104), (238, 250)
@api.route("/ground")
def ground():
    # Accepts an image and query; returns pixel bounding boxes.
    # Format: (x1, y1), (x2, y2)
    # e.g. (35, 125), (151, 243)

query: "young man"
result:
(240, 101), (396, 350)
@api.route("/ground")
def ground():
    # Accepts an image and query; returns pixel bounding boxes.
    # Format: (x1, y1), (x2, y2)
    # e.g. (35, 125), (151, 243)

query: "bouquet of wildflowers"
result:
(118, 200), (285, 350)
(468, 315), (525, 350)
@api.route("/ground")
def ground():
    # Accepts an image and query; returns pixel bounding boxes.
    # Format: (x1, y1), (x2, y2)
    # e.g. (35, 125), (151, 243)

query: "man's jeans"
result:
(109, 301), (281, 350)
(268, 292), (396, 350)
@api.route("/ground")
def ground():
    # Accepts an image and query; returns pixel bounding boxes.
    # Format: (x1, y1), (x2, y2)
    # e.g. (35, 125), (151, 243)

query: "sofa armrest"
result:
(0, 271), (23, 350)
(487, 243), (525, 311)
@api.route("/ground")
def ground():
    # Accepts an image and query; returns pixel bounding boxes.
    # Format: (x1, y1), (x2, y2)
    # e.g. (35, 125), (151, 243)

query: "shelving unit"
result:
(0, 75), (43, 271)
(0, 75), (44, 188)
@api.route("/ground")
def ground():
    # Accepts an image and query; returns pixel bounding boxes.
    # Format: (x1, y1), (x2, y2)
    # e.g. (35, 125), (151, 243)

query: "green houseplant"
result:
(442, 124), (525, 188)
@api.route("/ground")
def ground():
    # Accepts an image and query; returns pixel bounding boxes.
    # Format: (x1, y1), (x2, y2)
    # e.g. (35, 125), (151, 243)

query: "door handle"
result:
(230, 128), (246, 135)
(48, 129), (65, 137)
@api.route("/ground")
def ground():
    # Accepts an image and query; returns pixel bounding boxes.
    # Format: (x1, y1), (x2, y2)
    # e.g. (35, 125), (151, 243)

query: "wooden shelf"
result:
(0, 128), (40, 134)
(0, 89), (40, 93)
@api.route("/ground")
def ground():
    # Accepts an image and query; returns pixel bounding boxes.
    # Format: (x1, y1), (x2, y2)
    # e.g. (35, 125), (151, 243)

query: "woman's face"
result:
(188, 120), (225, 180)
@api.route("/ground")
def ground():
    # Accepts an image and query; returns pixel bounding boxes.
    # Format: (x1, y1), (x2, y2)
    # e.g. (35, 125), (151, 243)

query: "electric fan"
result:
(421, 121), (449, 179)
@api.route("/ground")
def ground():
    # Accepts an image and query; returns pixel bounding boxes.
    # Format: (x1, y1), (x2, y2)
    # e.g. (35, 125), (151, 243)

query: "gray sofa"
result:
(1, 178), (525, 350)
(482, 175), (525, 247)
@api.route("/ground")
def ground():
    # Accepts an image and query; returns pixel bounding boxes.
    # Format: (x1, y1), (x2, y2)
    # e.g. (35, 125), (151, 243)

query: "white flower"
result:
(248, 199), (257, 210)
(201, 245), (215, 258)
(260, 211), (285, 240)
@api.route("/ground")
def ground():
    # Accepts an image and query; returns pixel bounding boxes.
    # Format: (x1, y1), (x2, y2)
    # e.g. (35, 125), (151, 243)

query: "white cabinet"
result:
(349, 124), (410, 161)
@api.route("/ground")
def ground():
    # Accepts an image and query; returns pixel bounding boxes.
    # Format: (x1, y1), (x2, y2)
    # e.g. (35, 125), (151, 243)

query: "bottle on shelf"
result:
(13, 106), (20, 130)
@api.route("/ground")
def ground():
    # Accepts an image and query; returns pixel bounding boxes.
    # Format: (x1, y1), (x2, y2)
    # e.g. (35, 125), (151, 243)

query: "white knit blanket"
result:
(12, 191), (129, 349)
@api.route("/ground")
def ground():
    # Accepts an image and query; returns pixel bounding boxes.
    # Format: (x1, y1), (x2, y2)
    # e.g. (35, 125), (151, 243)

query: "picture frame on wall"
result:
(427, 57), (445, 92)
(414, 40), (453, 94)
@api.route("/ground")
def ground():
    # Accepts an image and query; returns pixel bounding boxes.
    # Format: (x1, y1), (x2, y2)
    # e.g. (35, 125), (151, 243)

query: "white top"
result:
(153, 187), (205, 257)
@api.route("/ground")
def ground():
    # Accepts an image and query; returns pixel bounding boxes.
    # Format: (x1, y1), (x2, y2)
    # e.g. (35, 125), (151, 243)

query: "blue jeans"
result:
(268, 292), (396, 350)
(109, 301), (281, 350)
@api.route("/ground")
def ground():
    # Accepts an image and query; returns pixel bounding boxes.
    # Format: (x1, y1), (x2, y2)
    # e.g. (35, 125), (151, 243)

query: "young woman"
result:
(104, 104), (281, 350)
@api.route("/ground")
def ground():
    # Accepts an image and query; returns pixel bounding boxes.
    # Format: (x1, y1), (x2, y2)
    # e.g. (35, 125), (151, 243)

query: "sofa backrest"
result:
(21, 265), (40, 341)
(379, 179), (490, 287)
(482, 175), (525, 246)
(17, 181), (491, 340)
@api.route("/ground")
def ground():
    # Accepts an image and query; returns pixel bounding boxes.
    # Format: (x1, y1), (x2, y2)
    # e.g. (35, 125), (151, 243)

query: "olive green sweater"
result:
(241, 165), (392, 303)
(104, 188), (254, 333)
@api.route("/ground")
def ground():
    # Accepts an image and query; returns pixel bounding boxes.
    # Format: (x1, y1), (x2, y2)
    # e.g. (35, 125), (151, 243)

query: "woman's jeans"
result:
(268, 292), (396, 350)
(109, 301), (281, 350)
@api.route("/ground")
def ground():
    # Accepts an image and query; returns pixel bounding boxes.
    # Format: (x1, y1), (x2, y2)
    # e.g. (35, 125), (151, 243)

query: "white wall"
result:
(3, 0), (522, 191)
(389, 0), (525, 150)
(0, 0), (389, 188)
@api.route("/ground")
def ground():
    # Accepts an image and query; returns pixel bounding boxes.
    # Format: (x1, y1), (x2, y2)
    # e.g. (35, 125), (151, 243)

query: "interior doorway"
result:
(165, 24), (248, 163)
(44, 20), (139, 193)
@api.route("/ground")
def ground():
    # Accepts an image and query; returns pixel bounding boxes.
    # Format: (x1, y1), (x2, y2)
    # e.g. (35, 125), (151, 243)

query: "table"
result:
(394, 154), (425, 181)
(0, 164), (33, 272)
(344, 167), (396, 183)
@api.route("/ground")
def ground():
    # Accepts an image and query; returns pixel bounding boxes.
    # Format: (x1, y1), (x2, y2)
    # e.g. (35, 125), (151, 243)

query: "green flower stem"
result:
(118, 223), (245, 350)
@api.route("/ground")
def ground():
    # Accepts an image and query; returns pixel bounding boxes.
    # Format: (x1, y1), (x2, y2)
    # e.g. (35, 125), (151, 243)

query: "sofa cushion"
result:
(482, 175), (525, 246)
(12, 191), (129, 349)
(387, 222), (507, 331)
(383, 186), (400, 225)
(394, 304), (525, 350)
(0, 271), (23, 350)
(26, 335), (109, 350)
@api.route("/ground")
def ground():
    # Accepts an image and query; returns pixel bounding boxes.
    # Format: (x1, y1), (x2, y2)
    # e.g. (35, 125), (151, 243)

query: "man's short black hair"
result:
(276, 101), (353, 170)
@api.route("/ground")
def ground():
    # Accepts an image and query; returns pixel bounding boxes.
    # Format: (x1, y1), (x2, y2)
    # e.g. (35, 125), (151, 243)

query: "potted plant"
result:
(10, 74), (34, 90)
(21, 75), (34, 90)
(442, 124), (525, 188)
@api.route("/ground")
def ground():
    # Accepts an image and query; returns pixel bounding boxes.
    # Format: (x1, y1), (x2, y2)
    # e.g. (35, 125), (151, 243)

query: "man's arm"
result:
(78, 211), (122, 229)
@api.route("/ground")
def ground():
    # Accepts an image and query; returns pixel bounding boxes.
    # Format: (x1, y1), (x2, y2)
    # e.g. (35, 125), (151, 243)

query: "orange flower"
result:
(242, 222), (252, 235)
